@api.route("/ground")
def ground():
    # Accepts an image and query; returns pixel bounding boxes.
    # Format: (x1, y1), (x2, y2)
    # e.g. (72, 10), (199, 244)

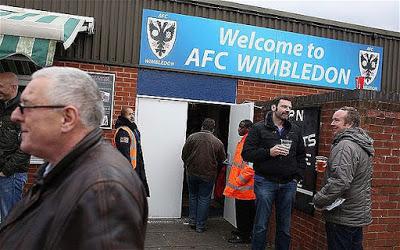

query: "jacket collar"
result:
(0, 93), (20, 113)
(264, 111), (291, 130)
(0, 128), (103, 231)
(115, 115), (138, 131)
(38, 128), (103, 183)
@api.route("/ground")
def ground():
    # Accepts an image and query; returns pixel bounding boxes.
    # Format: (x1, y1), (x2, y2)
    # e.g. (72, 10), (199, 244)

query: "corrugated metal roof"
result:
(1, 0), (399, 92)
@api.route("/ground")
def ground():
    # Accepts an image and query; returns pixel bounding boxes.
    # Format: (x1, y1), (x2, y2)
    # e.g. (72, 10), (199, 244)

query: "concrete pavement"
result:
(145, 217), (253, 249)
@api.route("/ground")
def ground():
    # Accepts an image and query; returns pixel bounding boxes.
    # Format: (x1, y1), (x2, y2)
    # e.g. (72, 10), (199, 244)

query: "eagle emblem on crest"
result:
(147, 17), (176, 59)
(359, 49), (380, 85)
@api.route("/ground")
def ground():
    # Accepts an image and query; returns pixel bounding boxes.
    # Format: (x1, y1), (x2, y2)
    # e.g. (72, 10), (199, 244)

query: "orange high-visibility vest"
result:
(223, 134), (255, 200)
(113, 126), (137, 169)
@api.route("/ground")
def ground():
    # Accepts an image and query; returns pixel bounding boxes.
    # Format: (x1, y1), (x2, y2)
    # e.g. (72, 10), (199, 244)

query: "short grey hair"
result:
(32, 67), (104, 128)
(339, 106), (360, 127)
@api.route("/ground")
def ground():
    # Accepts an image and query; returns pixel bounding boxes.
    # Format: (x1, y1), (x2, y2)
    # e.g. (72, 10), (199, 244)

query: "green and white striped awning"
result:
(0, 5), (94, 67)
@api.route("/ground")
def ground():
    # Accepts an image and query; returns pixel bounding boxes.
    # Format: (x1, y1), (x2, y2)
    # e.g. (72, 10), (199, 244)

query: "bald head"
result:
(121, 106), (134, 122)
(0, 72), (18, 101)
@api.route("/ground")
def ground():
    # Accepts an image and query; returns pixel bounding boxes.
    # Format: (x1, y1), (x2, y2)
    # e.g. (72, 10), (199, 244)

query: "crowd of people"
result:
(0, 67), (374, 250)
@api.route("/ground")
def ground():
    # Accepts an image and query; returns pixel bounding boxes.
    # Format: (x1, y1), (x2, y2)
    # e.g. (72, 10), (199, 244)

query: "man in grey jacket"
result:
(313, 106), (374, 250)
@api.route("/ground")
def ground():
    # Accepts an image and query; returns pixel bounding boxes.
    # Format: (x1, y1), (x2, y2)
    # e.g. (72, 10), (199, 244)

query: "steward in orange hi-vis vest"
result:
(223, 133), (255, 200)
(113, 126), (137, 169)
(113, 107), (150, 197)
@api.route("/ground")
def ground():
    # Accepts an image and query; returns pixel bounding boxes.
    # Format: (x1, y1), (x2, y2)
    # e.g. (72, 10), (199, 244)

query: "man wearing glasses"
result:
(0, 67), (148, 249)
(0, 72), (30, 224)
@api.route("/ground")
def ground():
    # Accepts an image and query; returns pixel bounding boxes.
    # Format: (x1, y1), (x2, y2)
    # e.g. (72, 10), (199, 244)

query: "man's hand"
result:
(0, 172), (5, 177)
(269, 144), (289, 157)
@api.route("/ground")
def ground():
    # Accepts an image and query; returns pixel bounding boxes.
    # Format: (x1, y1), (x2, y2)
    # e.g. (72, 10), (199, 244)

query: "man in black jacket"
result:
(0, 72), (30, 223)
(114, 106), (150, 197)
(242, 96), (306, 250)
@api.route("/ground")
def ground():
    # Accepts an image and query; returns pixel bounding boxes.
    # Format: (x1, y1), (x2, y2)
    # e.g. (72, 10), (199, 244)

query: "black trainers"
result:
(231, 230), (240, 236)
(228, 235), (251, 244)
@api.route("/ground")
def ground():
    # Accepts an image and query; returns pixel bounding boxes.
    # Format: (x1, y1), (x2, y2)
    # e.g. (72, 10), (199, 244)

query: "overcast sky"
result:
(224, 0), (400, 32)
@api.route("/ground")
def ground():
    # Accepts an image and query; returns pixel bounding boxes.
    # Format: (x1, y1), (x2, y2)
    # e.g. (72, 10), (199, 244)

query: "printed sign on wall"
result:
(140, 9), (383, 91)
(290, 108), (320, 215)
(88, 72), (115, 129)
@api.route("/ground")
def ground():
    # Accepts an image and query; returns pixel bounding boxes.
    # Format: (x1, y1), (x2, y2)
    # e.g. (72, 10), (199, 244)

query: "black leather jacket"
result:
(0, 128), (148, 249)
(0, 93), (30, 176)
(242, 112), (306, 182)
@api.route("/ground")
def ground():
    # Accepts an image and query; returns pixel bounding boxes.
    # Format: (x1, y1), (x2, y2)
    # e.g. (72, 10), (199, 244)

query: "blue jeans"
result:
(187, 174), (214, 230)
(325, 222), (363, 250)
(252, 175), (297, 250)
(0, 173), (27, 223)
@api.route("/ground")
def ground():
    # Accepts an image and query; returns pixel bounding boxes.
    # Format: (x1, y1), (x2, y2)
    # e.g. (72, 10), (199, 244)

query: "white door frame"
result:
(223, 102), (254, 227)
(136, 95), (254, 220)
(136, 97), (188, 218)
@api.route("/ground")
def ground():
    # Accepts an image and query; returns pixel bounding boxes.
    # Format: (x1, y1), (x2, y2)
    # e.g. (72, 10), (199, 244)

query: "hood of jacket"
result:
(333, 127), (374, 157)
(0, 93), (20, 114)
(115, 115), (138, 131)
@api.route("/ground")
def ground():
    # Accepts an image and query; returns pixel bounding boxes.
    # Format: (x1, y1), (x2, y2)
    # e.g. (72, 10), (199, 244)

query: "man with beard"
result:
(0, 72), (30, 223)
(313, 107), (374, 250)
(242, 96), (306, 250)
(114, 107), (150, 197)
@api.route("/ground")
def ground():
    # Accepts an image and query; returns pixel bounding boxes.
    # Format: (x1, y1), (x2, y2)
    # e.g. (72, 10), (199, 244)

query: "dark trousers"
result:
(235, 199), (256, 240)
(325, 222), (364, 250)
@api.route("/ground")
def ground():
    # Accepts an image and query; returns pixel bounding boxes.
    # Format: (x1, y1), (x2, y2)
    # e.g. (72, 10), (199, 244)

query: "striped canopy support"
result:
(0, 5), (94, 67)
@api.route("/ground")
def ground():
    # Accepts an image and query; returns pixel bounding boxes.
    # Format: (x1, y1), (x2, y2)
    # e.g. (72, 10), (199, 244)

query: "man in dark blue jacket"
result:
(114, 107), (150, 197)
(242, 96), (306, 250)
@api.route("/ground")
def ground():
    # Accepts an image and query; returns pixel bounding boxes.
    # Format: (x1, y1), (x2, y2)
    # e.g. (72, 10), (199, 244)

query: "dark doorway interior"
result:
(181, 102), (230, 218)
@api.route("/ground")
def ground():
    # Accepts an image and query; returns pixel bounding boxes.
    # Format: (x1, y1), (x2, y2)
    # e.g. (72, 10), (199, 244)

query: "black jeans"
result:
(235, 199), (256, 240)
(325, 222), (363, 250)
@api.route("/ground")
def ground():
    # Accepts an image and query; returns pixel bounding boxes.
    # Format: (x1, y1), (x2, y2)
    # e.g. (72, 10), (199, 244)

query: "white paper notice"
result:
(324, 198), (346, 211)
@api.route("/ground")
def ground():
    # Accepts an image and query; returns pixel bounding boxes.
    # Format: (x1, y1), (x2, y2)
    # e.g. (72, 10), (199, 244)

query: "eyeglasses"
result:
(18, 103), (66, 114)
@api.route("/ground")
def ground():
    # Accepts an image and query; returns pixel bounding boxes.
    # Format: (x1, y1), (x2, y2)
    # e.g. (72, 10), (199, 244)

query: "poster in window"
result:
(88, 72), (115, 129)
(290, 107), (320, 215)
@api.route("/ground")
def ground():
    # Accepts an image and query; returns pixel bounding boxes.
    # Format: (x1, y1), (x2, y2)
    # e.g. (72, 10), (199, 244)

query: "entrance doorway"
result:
(136, 96), (253, 220)
(181, 102), (230, 218)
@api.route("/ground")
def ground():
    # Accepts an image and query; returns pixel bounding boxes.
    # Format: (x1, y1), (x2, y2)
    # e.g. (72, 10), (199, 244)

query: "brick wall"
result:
(54, 61), (138, 141)
(363, 107), (400, 249)
(238, 81), (400, 249)
(291, 98), (400, 250)
(236, 79), (331, 122)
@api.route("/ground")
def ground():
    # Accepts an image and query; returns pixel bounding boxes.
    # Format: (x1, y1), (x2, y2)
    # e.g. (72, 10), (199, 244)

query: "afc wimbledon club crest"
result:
(147, 17), (176, 59)
(359, 48), (380, 85)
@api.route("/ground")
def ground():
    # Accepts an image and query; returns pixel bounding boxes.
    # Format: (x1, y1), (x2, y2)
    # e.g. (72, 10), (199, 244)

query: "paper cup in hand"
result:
(315, 156), (328, 172)
(280, 139), (292, 155)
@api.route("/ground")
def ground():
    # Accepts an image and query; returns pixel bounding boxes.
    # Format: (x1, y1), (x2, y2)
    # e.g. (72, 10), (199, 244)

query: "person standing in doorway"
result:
(0, 72), (30, 224)
(114, 106), (150, 197)
(181, 118), (226, 233)
(223, 119), (255, 244)
(242, 96), (306, 250)
(313, 107), (374, 250)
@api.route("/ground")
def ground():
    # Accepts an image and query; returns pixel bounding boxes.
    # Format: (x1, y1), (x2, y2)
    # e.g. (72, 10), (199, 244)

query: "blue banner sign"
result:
(140, 9), (383, 90)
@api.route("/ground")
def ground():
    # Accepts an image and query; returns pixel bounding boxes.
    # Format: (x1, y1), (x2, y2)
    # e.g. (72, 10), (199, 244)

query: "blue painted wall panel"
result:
(138, 69), (236, 103)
